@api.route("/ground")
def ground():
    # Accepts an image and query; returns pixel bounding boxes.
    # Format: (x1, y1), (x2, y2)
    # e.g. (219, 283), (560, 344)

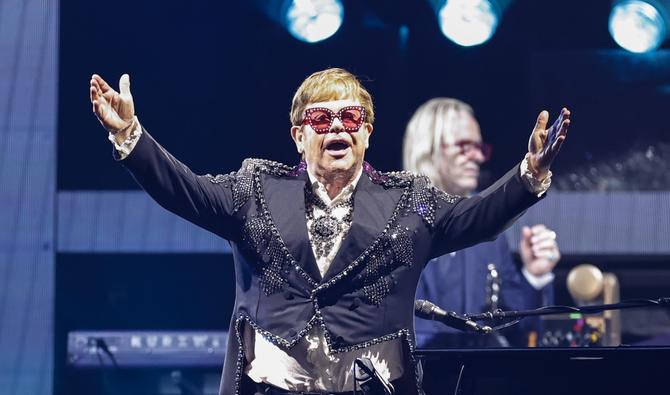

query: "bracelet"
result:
(108, 116), (142, 160)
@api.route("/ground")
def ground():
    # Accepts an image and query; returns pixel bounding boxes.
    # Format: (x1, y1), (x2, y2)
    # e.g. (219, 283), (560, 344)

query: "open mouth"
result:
(324, 140), (351, 156)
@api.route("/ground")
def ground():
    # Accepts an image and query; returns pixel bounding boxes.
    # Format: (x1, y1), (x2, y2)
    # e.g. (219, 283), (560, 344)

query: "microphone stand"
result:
(464, 297), (670, 324)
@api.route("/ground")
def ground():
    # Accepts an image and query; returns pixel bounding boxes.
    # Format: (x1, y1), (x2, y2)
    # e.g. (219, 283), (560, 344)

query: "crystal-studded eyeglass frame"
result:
(302, 106), (366, 134)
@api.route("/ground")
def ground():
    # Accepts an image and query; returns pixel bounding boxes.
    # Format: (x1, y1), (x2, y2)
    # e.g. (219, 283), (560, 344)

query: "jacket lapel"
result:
(320, 173), (404, 284)
(262, 171), (322, 283)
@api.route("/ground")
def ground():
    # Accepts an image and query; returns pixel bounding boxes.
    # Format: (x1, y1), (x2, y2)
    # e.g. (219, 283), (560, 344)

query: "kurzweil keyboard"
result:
(67, 330), (228, 367)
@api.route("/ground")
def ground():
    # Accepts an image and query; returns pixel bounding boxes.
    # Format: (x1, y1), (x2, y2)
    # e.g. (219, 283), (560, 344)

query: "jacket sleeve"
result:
(117, 128), (249, 241)
(430, 163), (543, 259)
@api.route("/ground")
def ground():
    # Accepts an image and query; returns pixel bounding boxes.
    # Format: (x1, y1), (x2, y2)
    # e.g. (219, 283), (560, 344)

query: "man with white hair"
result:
(404, 98), (561, 348)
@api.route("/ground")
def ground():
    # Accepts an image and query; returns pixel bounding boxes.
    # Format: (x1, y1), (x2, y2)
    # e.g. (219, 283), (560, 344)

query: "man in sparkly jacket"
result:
(89, 68), (571, 395)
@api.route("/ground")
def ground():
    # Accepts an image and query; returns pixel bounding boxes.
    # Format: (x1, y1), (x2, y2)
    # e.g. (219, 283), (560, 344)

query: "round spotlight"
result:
(284, 0), (343, 43)
(438, 0), (500, 47)
(609, 0), (667, 53)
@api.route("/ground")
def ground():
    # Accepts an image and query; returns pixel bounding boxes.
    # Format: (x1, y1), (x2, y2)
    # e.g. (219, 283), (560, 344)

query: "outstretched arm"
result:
(89, 74), (244, 240)
(431, 109), (571, 257)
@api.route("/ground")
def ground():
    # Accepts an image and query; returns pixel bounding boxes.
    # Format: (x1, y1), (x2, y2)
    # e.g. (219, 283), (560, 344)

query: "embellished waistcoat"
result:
(120, 130), (542, 395)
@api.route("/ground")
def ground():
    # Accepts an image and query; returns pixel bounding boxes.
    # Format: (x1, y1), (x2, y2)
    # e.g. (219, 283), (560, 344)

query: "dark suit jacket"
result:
(119, 129), (542, 395)
(415, 236), (554, 348)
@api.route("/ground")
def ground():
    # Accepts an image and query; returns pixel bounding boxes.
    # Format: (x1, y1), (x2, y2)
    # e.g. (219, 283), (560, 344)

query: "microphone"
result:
(414, 299), (492, 334)
(353, 358), (395, 395)
(93, 338), (120, 368)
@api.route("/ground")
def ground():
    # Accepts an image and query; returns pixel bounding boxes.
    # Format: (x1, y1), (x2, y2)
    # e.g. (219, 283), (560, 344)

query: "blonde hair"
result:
(290, 68), (375, 126)
(402, 98), (474, 189)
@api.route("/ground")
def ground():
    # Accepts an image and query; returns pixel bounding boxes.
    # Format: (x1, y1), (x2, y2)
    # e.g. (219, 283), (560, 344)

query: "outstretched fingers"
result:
(90, 78), (106, 115)
(529, 110), (549, 153)
(552, 120), (570, 151)
(89, 85), (96, 111)
(533, 110), (549, 134)
(549, 108), (571, 150)
(92, 74), (115, 94)
(545, 108), (571, 162)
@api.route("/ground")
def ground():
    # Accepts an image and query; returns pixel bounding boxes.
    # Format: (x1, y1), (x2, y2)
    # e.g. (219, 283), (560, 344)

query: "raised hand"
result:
(90, 74), (135, 138)
(519, 224), (560, 277)
(527, 108), (571, 178)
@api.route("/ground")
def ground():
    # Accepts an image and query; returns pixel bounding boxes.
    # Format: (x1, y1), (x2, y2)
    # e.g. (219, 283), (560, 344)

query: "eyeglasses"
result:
(302, 106), (366, 134)
(442, 140), (493, 162)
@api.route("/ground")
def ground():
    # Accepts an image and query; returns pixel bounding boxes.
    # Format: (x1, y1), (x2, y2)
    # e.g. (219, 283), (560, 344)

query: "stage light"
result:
(435, 0), (507, 47)
(284, 0), (344, 43)
(609, 0), (668, 53)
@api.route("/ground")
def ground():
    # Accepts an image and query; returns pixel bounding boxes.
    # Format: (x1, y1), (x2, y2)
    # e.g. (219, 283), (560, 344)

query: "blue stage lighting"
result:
(284, 0), (344, 43)
(436, 0), (503, 47)
(609, 0), (668, 53)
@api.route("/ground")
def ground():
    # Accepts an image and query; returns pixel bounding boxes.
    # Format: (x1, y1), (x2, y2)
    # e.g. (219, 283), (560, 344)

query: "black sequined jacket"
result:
(119, 129), (542, 395)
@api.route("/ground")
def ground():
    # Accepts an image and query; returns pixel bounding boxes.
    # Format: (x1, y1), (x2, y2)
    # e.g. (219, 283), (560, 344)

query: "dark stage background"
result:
(58, 0), (668, 190)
